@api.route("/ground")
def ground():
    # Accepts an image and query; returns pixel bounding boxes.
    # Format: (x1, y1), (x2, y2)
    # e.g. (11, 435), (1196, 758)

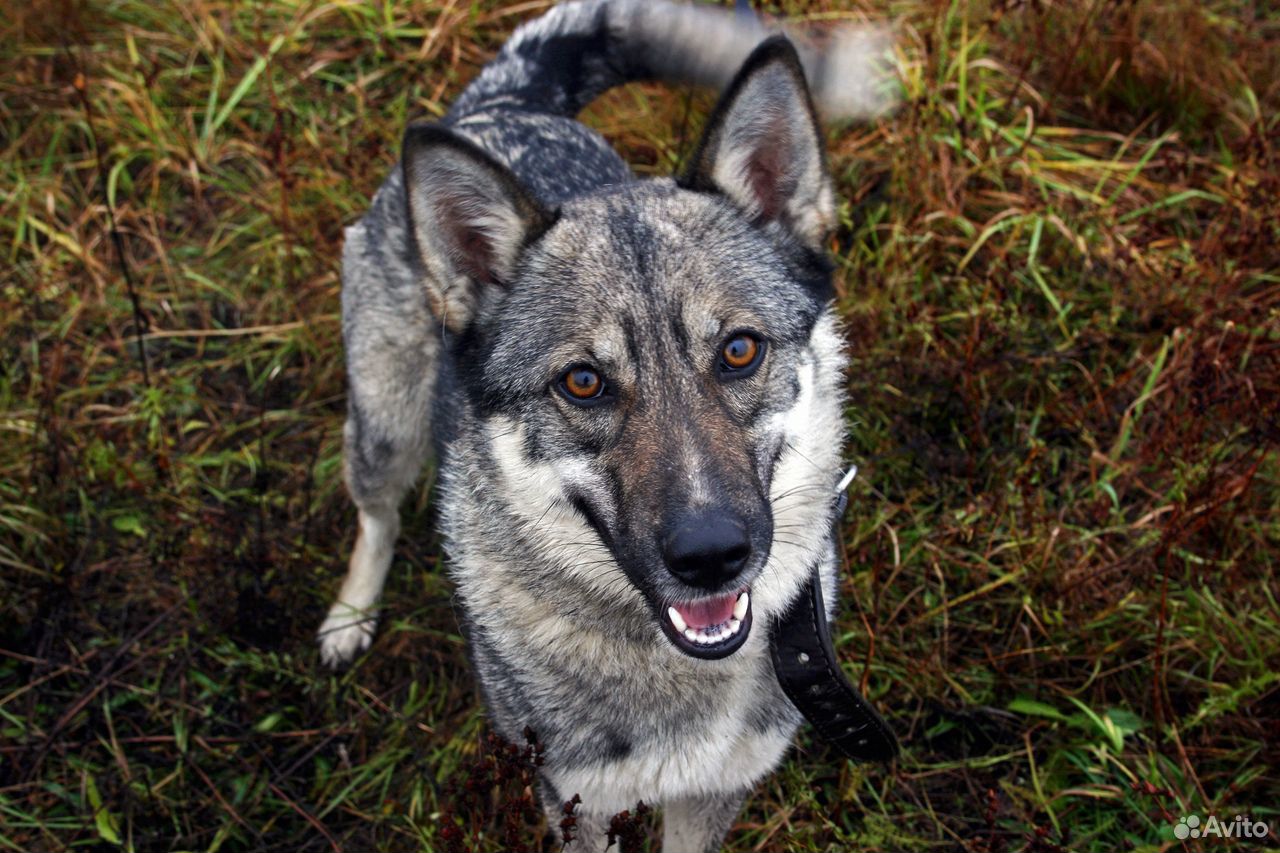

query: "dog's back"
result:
(321, 3), (893, 849)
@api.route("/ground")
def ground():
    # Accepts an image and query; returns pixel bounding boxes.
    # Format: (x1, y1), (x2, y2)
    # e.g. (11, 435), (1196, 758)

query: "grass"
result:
(1, 0), (1278, 850)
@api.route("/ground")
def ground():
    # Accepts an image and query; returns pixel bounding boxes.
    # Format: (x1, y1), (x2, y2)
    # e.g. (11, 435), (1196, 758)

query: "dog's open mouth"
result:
(661, 589), (752, 659)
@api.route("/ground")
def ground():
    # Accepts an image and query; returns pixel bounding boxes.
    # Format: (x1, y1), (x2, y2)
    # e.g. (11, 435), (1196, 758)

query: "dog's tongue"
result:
(673, 594), (738, 629)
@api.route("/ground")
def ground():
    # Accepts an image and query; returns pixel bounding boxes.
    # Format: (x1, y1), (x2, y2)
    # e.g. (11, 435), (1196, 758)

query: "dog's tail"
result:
(449, 0), (896, 121)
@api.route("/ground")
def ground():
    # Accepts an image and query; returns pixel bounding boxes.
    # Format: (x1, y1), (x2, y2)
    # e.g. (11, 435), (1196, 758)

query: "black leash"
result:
(769, 470), (899, 763)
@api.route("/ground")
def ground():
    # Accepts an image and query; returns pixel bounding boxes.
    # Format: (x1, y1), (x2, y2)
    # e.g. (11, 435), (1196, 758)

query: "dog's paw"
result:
(317, 605), (377, 668)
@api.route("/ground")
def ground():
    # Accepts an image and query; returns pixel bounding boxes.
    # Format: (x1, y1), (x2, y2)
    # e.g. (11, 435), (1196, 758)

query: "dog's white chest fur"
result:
(548, 694), (794, 815)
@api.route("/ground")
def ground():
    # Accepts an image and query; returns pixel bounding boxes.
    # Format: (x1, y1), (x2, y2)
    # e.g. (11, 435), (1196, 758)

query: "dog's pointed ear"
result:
(680, 36), (835, 252)
(403, 124), (553, 332)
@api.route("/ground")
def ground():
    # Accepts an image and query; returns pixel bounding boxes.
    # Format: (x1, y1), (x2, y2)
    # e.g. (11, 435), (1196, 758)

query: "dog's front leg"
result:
(662, 790), (748, 853)
(318, 371), (432, 667)
(545, 800), (615, 853)
(318, 217), (437, 668)
(317, 498), (401, 666)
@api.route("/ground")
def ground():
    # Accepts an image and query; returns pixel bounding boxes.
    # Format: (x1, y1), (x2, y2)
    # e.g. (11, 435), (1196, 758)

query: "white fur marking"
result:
(319, 507), (399, 666)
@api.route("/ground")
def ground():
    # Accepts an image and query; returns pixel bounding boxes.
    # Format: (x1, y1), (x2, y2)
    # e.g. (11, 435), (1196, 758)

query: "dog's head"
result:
(405, 38), (848, 661)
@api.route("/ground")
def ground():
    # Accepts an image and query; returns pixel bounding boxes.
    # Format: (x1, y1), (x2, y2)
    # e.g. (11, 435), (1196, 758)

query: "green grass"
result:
(2, 1), (1278, 851)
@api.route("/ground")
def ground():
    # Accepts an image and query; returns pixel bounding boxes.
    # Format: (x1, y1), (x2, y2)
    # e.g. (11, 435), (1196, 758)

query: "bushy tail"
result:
(448, 0), (896, 121)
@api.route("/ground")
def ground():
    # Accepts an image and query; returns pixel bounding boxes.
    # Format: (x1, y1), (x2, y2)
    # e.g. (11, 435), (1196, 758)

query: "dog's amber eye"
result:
(719, 333), (763, 375)
(561, 366), (604, 401)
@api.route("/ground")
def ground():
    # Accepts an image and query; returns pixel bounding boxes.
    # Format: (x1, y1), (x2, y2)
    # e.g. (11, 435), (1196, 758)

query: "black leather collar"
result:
(769, 490), (898, 762)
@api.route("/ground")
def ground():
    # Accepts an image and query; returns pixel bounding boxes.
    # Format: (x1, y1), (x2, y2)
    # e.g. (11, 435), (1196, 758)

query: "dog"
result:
(318, 2), (894, 849)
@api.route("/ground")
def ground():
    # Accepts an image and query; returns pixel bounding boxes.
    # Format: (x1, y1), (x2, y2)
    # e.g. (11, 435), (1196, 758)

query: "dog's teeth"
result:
(674, 603), (750, 647)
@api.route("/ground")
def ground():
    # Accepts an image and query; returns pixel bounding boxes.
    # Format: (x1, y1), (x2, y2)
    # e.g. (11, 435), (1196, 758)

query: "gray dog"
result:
(319, 2), (893, 849)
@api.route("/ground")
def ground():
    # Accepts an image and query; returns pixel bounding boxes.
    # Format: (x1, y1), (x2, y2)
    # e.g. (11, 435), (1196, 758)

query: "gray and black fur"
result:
(318, 2), (893, 850)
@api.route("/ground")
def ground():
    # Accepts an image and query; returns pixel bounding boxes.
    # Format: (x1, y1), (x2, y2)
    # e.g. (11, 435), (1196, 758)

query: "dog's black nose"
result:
(662, 510), (752, 590)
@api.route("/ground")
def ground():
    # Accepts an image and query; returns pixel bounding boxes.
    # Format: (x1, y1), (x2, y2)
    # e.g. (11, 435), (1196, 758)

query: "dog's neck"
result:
(768, 463), (900, 763)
